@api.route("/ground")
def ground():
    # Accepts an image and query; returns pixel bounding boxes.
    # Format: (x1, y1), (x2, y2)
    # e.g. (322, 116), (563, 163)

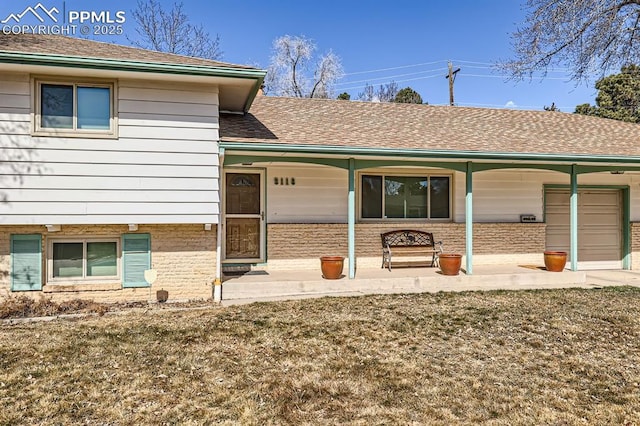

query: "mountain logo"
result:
(2, 3), (60, 24)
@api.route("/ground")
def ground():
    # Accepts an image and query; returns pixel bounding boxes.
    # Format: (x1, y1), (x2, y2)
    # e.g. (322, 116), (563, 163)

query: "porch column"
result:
(465, 161), (473, 275)
(570, 164), (578, 271)
(348, 158), (356, 279)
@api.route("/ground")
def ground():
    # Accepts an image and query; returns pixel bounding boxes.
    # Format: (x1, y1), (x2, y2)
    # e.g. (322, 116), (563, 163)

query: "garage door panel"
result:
(580, 215), (618, 226)
(581, 191), (618, 205)
(545, 189), (622, 268)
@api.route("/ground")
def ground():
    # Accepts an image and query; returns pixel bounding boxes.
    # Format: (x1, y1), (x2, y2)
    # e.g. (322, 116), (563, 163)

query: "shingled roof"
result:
(221, 96), (640, 158)
(0, 33), (256, 70)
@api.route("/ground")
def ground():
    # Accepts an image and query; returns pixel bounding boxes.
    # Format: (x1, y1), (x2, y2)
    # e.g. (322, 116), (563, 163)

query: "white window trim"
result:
(358, 171), (453, 222)
(46, 237), (121, 284)
(32, 77), (118, 138)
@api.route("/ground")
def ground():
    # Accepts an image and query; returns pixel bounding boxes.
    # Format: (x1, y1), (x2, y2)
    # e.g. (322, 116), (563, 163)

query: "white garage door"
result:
(545, 189), (622, 270)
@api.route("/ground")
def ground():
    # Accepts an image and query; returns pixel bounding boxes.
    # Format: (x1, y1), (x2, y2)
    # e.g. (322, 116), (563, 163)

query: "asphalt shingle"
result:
(221, 96), (640, 157)
(0, 33), (257, 70)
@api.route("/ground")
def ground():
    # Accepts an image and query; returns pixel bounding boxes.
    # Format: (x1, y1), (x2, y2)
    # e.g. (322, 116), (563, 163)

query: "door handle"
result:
(261, 211), (264, 220)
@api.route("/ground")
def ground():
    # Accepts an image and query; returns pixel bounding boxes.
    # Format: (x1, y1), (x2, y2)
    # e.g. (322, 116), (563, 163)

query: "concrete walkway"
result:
(220, 265), (640, 305)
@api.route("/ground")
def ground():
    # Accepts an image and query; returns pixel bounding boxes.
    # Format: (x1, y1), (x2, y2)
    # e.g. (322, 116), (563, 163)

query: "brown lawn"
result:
(1, 287), (639, 425)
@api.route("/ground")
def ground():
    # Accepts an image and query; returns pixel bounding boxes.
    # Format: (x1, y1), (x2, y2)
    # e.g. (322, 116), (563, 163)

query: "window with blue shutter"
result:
(122, 233), (151, 288)
(11, 234), (43, 291)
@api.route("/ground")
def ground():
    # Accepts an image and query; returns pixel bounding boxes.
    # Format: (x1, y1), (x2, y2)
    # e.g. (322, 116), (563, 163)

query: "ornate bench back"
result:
(381, 230), (434, 248)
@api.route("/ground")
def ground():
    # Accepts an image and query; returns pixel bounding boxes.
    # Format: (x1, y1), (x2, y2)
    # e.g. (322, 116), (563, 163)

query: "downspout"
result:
(214, 147), (225, 302)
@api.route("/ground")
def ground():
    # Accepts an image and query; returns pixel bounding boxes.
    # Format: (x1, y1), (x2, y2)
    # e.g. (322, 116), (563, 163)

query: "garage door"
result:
(545, 189), (622, 270)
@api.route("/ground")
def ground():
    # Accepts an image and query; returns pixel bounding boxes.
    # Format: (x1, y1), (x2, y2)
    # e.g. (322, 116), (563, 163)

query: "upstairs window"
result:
(34, 80), (116, 137)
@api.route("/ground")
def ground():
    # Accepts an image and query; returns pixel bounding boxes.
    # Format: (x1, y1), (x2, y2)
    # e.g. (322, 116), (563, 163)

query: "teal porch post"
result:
(348, 158), (356, 279)
(466, 162), (473, 275)
(570, 165), (578, 271)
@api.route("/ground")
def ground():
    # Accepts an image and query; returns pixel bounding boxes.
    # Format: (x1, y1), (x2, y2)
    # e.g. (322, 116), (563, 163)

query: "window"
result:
(35, 79), (115, 136)
(48, 238), (119, 282)
(360, 174), (451, 220)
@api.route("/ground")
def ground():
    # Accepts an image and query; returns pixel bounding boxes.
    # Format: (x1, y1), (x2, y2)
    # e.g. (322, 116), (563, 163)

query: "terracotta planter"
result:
(156, 289), (169, 303)
(544, 251), (567, 272)
(320, 256), (345, 279)
(439, 253), (462, 276)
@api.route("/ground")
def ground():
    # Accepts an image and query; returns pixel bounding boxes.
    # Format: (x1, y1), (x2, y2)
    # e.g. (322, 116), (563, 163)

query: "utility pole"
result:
(445, 61), (461, 106)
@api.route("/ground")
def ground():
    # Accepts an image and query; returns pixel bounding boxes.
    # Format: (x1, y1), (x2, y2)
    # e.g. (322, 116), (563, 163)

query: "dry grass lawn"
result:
(1, 287), (640, 425)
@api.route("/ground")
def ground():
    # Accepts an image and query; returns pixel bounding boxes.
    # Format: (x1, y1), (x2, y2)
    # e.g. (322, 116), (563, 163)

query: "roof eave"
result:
(219, 141), (640, 165)
(0, 51), (267, 80)
(0, 51), (267, 112)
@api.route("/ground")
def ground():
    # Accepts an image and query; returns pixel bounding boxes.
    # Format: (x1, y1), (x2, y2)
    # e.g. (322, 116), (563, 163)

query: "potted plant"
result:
(320, 256), (345, 279)
(544, 251), (567, 272)
(439, 253), (462, 276)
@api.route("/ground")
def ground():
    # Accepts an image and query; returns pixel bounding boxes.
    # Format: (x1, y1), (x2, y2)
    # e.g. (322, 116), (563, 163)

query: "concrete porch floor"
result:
(220, 264), (640, 305)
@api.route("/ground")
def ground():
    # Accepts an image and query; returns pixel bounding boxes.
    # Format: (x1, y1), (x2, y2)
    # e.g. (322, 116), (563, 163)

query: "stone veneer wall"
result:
(267, 222), (546, 270)
(0, 224), (216, 303)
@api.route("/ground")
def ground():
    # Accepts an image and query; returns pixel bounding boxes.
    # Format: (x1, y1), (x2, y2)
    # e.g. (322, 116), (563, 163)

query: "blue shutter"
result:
(11, 234), (42, 291)
(122, 233), (151, 288)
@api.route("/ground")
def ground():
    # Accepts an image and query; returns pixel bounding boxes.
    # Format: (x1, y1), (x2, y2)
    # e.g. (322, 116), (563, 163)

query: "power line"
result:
(337, 73), (445, 92)
(450, 59), (494, 66)
(464, 73), (571, 80)
(335, 67), (448, 87)
(343, 60), (448, 76)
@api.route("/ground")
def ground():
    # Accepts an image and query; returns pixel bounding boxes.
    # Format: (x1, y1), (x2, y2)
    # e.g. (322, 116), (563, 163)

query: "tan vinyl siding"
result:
(266, 165), (348, 223)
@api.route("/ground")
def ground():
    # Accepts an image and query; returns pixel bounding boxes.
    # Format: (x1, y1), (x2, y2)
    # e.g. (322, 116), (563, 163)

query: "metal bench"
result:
(381, 230), (443, 271)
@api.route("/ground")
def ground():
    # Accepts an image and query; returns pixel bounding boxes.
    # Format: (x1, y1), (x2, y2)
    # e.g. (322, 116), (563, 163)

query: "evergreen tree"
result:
(574, 65), (640, 123)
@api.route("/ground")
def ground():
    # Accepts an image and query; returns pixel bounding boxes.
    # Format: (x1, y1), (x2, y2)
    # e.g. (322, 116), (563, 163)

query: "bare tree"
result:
(357, 83), (376, 102)
(265, 35), (343, 98)
(501, 0), (640, 81)
(130, 0), (222, 60)
(357, 81), (402, 102)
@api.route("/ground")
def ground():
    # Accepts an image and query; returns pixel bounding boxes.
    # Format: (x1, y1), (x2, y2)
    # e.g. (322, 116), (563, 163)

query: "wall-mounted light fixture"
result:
(45, 224), (61, 232)
(128, 224), (139, 231)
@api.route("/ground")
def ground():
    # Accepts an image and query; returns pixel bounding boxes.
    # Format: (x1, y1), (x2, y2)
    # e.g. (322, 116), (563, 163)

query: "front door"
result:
(224, 170), (265, 262)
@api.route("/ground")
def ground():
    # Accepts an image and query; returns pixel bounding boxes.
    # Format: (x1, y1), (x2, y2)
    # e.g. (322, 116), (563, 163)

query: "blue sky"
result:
(1, 0), (599, 111)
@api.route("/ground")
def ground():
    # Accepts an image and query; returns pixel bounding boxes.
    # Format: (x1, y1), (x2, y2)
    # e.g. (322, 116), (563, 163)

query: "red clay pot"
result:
(544, 251), (567, 272)
(320, 256), (345, 279)
(439, 253), (462, 276)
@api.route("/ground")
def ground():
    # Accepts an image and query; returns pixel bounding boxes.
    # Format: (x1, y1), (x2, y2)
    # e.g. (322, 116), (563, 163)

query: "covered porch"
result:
(219, 146), (640, 280)
(216, 96), (640, 296)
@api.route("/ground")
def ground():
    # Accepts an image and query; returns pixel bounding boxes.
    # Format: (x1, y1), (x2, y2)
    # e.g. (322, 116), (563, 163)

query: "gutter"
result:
(219, 141), (640, 165)
(0, 51), (267, 80)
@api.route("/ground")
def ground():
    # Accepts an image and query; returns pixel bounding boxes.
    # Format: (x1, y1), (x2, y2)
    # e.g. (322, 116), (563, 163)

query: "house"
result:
(219, 96), (640, 279)
(0, 34), (264, 302)
(4, 34), (640, 304)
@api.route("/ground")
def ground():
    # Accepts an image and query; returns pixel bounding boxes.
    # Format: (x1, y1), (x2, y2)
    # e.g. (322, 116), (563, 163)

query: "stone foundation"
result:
(0, 224), (216, 303)
(266, 222), (546, 270)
